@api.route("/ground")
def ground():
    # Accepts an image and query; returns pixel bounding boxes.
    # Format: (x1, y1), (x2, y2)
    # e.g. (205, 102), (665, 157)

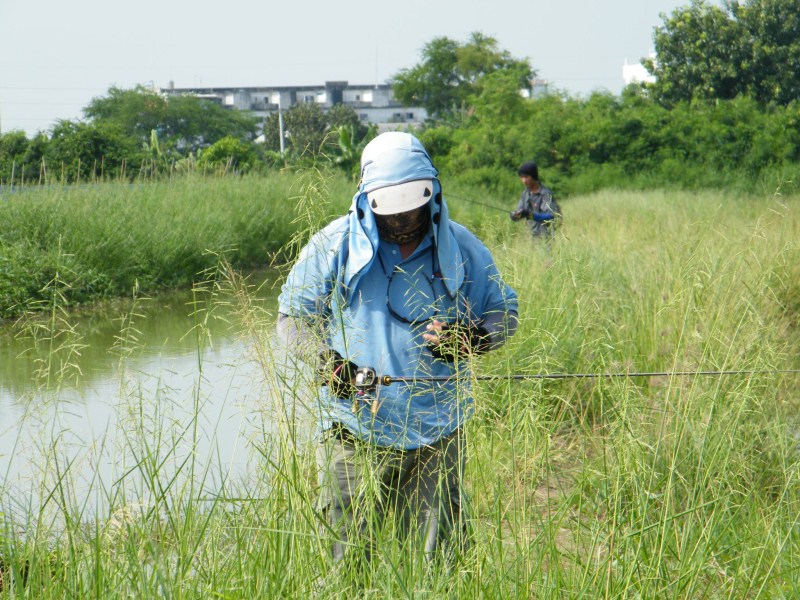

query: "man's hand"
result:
(424, 319), (492, 361)
(510, 209), (524, 221)
(317, 350), (359, 398)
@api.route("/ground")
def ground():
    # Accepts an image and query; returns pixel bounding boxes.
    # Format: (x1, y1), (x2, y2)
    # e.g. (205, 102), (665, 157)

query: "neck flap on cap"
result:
(337, 133), (464, 305)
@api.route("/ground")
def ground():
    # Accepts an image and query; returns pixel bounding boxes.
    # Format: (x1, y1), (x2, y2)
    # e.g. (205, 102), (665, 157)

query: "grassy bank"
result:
(0, 171), (354, 319)
(0, 187), (798, 597)
(470, 188), (800, 597)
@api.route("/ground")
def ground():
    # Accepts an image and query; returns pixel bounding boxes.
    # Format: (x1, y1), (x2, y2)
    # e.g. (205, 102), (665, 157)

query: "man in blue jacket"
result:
(277, 132), (518, 564)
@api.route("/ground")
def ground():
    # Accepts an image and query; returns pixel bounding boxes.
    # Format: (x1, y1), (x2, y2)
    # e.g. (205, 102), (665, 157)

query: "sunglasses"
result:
(386, 263), (441, 326)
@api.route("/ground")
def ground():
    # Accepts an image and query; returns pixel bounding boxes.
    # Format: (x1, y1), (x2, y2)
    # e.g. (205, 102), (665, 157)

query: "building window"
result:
(406, 112), (414, 119)
(355, 94), (361, 101)
(303, 95), (315, 103)
(359, 113), (368, 121)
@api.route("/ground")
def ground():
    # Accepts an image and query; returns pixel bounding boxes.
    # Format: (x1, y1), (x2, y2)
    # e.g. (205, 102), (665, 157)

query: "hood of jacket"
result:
(340, 132), (464, 304)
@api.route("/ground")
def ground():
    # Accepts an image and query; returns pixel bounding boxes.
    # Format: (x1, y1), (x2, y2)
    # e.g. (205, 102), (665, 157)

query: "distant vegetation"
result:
(2, 0), (800, 317)
(2, 0), (800, 194)
(0, 173), (353, 319)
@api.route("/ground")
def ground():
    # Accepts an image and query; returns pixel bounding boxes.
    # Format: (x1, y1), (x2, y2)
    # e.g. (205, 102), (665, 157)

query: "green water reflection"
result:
(0, 284), (275, 399)
(0, 273), (286, 516)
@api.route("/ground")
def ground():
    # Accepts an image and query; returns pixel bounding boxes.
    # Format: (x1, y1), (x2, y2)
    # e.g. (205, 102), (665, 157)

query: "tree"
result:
(393, 37), (461, 119)
(0, 131), (30, 183)
(263, 101), (350, 159)
(326, 104), (373, 176)
(21, 133), (50, 183)
(282, 102), (329, 157)
(326, 104), (369, 141)
(736, 0), (800, 105)
(197, 135), (258, 173)
(261, 102), (372, 167)
(161, 94), (259, 151)
(392, 32), (534, 120)
(45, 120), (143, 181)
(332, 122), (376, 180)
(261, 112), (285, 154)
(0, 130), (50, 185)
(84, 86), (259, 154)
(646, 0), (800, 107)
(468, 63), (531, 126)
(645, 1), (748, 106)
(83, 86), (169, 140)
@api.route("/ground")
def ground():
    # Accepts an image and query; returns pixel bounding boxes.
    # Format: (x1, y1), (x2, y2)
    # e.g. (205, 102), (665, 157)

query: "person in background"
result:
(277, 132), (518, 569)
(510, 161), (561, 240)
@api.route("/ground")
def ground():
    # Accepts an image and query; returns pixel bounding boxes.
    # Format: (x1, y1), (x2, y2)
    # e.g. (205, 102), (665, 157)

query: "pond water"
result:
(0, 274), (304, 521)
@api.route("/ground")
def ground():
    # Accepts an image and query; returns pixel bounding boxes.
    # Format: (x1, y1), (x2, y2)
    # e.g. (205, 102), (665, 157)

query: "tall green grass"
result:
(468, 188), (800, 597)
(0, 171), (355, 319)
(0, 186), (798, 597)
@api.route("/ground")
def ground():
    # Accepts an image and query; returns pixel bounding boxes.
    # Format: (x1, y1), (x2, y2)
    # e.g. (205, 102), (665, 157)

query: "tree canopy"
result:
(4, 23), (800, 194)
(84, 86), (259, 153)
(261, 101), (371, 163)
(646, 0), (800, 107)
(46, 120), (143, 180)
(391, 32), (534, 121)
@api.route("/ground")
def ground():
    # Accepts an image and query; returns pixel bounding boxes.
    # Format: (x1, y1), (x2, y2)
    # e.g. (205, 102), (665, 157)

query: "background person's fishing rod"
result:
(447, 193), (561, 230)
(446, 193), (510, 214)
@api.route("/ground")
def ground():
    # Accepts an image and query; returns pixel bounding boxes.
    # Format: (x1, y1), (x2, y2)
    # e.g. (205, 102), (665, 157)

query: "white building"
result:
(162, 77), (551, 132)
(163, 81), (427, 132)
(623, 53), (656, 86)
(520, 78), (550, 99)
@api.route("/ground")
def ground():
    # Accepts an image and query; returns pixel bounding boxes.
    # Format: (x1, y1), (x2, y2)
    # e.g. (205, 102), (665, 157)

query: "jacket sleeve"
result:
(276, 312), (326, 365)
(459, 228), (519, 350)
(480, 310), (519, 350)
(276, 224), (345, 361)
(277, 224), (344, 320)
(541, 193), (561, 219)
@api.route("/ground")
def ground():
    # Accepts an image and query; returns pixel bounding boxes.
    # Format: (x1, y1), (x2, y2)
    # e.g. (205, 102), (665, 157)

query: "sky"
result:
(0, 0), (719, 137)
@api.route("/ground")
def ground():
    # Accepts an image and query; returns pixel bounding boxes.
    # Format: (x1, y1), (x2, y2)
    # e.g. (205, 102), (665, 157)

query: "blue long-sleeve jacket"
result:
(278, 133), (518, 448)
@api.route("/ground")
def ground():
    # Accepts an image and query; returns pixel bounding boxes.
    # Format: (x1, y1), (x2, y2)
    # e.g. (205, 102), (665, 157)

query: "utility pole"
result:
(278, 94), (285, 157)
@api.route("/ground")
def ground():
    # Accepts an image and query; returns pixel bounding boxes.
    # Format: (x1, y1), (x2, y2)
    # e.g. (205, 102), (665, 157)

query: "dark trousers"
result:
(316, 425), (469, 564)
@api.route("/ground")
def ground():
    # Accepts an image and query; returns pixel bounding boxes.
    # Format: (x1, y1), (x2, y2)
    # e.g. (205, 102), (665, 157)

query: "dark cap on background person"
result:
(517, 161), (538, 180)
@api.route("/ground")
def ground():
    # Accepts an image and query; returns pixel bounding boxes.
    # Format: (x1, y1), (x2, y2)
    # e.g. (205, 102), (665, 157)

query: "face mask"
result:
(374, 204), (430, 245)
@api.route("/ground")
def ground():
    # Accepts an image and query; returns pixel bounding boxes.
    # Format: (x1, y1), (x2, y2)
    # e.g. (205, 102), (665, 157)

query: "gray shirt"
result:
(515, 184), (561, 238)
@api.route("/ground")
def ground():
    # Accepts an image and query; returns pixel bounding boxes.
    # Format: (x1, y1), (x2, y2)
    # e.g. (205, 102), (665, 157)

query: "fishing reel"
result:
(353, 366), (379, 393)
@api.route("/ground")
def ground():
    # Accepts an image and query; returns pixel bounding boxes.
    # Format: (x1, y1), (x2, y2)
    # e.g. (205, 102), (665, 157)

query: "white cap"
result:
(366, 179), (434, 215)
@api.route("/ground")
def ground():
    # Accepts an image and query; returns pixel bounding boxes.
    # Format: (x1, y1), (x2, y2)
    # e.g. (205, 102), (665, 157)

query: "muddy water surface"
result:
(0, 277), (291, 519)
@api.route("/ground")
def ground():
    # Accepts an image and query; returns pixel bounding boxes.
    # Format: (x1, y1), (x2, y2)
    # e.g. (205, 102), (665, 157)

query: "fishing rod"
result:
(353, 366), (800, 392)
(447, 193), (558, 223)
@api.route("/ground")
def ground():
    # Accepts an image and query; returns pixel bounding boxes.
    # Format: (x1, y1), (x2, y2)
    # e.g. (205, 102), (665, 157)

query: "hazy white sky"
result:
(0, 0), (717, 136)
